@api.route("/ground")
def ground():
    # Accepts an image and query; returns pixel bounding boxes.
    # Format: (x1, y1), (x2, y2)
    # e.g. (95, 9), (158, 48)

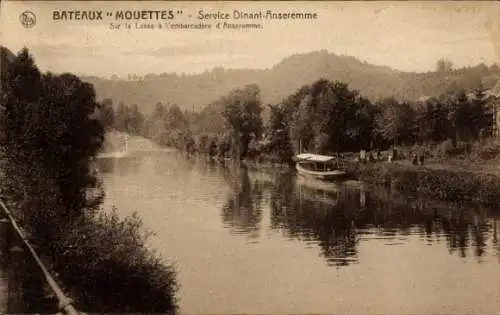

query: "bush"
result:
(50, 208), (178, 313)
(469, 139), (500, 160)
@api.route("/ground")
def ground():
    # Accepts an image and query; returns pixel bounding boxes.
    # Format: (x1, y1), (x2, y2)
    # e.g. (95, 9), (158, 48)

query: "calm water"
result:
(96, 136), (500, 314)
(1, 135), (498, 314)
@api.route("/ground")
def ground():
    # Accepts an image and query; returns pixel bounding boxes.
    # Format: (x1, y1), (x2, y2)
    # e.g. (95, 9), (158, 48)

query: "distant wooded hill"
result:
(3, 46), (500, 112)
(80, 50), (500, 112)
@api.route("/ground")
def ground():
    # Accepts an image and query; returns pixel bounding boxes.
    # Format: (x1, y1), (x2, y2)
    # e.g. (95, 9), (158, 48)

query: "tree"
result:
(483, 94), (499, 137)
(127, 104), (144, 135)
(470, 83), (489, 139)
(222, 84), (263, 159)
(375, 97), (416, 146)
(436, 58), (453, 72)
(354, 96), (378, 150)
(114, 102), (129, 132)
(38, 73), (104, 217)
(442, 88), (470, 144)
(289, 92), (314, 153)
(321, 81), (362, 152)
(1, 48), (104, 242)
(96, 98), (115, 129)
(1, 48), (43, 209)
(166, 104), (187, 131)
(286, 79), (371, 153)
(153, 102), (167, 118)
(414, 97), (448, 143)
(0, 46), (16, 93)
(267, 104), (294, 162)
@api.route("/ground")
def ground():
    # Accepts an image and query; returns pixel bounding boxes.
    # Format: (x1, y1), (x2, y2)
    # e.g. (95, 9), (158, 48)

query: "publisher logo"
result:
(20, 11), (36, 28)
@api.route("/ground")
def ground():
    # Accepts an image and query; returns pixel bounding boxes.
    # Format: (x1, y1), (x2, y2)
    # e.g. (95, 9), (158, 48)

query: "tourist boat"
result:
(294, 153), (347, 181)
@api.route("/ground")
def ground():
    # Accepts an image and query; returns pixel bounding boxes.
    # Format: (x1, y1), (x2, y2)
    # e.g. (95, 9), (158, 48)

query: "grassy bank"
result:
(345, 160), (500, 206)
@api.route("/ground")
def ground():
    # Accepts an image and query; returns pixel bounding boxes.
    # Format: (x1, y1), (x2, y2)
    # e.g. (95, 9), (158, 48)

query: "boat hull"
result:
(296, 163), (347, 181)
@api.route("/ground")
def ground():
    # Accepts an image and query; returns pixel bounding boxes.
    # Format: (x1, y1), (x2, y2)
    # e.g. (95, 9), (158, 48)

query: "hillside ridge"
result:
(2, 46), (498, 112)
(81, 50), (500, 112)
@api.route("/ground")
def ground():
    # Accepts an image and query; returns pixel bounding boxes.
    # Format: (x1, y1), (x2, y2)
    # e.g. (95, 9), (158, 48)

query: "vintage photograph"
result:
(0, 1), (499, 314)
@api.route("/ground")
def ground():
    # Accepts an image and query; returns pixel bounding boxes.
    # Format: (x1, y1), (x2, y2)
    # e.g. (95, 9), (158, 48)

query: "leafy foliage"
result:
(113, 102), (144, 135)
(221, 84), (263, 159)
(95, 98), (115, 129)
(0, 47), (178, 312)
(375, 98), (416, 146)
(1, 48), (104, 237)
(53, 208), (178, 312)
(109, 75), (499, 165)
(266, 104), (294, 163)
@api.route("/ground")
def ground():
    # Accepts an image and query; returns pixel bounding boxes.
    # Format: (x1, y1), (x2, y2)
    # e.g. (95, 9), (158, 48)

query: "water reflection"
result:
(95, 142), (500, 313)
(358, 190), (494, 260)
(271, 175), (360, 266)
(221, 166), (264, 238)
(221, 168), (500, 267)
(94, 156), (141, 175)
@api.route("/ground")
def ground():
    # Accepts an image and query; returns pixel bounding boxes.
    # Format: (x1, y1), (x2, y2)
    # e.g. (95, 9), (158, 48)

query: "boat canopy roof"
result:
(294, 153), (337, 163)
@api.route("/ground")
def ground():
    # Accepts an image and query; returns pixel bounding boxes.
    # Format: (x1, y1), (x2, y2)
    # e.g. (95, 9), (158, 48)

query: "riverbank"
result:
(240, 151), (500, 209)
(124, 132), (500, 208)
(0, 194), (178, 313)
(0, 164), (178, 312)
(344, 160), (500, 206)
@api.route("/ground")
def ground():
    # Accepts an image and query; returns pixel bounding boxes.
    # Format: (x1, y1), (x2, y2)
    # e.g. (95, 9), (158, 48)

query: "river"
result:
(1, 135), (498, 314)
(96, 136), (500, 314)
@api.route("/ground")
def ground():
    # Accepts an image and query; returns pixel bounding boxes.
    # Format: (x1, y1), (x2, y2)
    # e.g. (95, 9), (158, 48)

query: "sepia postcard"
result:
(0, 1), (499, 314)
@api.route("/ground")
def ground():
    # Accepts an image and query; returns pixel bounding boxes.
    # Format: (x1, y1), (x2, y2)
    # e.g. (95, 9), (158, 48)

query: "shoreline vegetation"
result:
(0, 48), (178, 312)
(103, 67), (500, 208)
(344, 161), (500, 207)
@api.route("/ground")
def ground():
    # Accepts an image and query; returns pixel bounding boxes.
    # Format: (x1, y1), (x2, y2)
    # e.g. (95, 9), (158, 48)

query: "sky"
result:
(1, 1), (500, 78)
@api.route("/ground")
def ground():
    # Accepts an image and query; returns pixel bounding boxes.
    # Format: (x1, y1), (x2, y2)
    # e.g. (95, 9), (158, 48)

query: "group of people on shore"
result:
(358, 149), (390, 163)
(358, 148), (425, 165)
